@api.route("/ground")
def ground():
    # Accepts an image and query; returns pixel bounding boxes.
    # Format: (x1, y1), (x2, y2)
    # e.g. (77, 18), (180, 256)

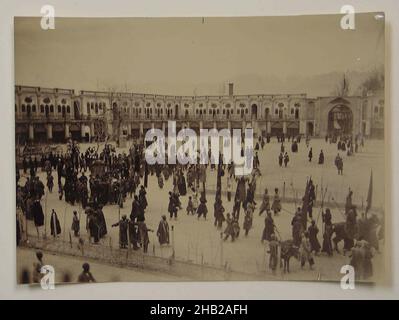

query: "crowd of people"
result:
(16, 131), (382, 280)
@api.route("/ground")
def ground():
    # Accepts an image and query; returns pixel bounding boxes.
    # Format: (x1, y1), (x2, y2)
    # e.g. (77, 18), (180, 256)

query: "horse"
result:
(279, 239), (300, 273)
(332, 222), (359, 255)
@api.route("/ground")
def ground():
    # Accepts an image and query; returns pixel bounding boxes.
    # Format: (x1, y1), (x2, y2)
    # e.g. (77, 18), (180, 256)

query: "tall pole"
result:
(171, 225), (175, 258)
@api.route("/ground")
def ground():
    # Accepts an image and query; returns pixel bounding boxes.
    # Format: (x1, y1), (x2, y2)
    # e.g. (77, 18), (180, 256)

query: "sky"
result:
(14, 13), (385, 97)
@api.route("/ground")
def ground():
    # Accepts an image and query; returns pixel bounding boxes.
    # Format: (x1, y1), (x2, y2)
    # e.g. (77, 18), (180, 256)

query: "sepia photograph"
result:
(14, 13), (386, 285)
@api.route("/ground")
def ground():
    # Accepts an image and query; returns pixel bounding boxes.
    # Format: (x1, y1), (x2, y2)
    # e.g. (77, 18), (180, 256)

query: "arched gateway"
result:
(328, 104), (353, 135)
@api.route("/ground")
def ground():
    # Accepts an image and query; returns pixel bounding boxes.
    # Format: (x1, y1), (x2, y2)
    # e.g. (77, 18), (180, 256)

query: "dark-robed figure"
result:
(112, 215), (128, 248)
(262, 212), (274, 242)
(50, 209), (61, 237)
(318, 150), (324, 164)
(31, 199), (44, 229)
(308, 220), (321, 254)
(139, 186), (148, 211)
(197, 197), (208, 220)
(177, 173), (187, 196)
(128, 219), (140, 250)
(86, 209), (100, 243)
(156, 215), (170, 245)
(291, 209), (304, 246)
(321, 208), (333, 256)
(96, 206), (108, 238)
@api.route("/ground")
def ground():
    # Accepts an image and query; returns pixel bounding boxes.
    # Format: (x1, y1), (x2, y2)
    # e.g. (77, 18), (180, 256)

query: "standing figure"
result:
(226, 177), (232, 202)
(71, 210), (80, 237)
(308, 220), (321, 255)
(138, 221), (153, 253)
(300, 232), (314, 269)
(283, 152), (289, 167)
(31, 199), (44, 238)
(50, 209), (61, 238)
(271, 188), (281, 216)
(213, 197), (225, 229)
(278, 152), (283, 167)
(112, 215), (129, 249)
(186, 196), (194, 215)
(268, 234), (279, 273)
(308, 147), (313, 162)
(223, 213), (235, 241)
(291, 208), (304, 246)
(168, 192), (178, 219)
(243, 203), (254, 236)
(318, 150), (324, 164)
(335, 154), (343, 175)
(259, 188), (270, 216)
(262, 211), (275, 242)
(197, 197), (208, 220)
(46, 173), (54, 192)
(139, 185), (148, 211)
(321, 208), (333, 256)
(156, 215), (170, 245)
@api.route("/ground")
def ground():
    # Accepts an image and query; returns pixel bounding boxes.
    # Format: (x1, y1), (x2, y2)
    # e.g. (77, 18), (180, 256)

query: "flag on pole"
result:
(366, 170), (373, 214)
(301, 179), (311, 229)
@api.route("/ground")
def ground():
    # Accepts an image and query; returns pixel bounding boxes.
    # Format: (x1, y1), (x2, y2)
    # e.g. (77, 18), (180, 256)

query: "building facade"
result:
(15, 85), (384, 144)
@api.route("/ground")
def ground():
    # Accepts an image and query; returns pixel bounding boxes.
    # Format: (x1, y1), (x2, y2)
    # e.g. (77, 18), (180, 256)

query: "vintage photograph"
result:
(14, 13), (386, 284)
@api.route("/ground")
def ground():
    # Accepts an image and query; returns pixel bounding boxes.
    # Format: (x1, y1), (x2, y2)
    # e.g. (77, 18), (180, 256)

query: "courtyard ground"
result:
(17, 138), (386, 282)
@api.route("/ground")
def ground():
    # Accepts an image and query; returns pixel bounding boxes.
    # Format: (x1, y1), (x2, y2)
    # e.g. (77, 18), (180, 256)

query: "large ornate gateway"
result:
(328, 104), (353, 136)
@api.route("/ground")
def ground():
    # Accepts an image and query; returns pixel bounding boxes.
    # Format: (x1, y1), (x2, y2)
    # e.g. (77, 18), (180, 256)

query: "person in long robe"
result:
(168, 192), (178, 219)
(271, 188), (281, 216)
(259, 188), (270, 216)
(112, 215), (128, 248)
(88, 212), (99, 243)
(308, 220), (321, 254)
(71, 210), (80, 237)
(128, 219), (140, 250)
(130, 195), (141, 221)
(177, 173), (187, 196)
(31, 199), (44, 237)
(322, 209), (333, 256)
(235, 177), (246, 204)
(318, 150), (324, 164)
(139, 186), (148, 211)
(197, 198), (208, 220)
(47, 173), (54, 192)
(50, 209), (61, 237)
(213, 197), (225, 227)
(243, 203), (254, 236)
(268, 234), (279, 273)
(300, 232), (314, 269)
(223, 213), (235, 241)
(344, 207), (357, 251)
(96, 207), (108, 238)
(262, 212), (274, 242)
(291, 209), (303, 246)
(232, 197), (241, 220)
(156, 215), (170, 245)
(283, 152), (289, 167)
(308, 148), (313, 162)
(138, 221), (153, 253)
(226, 177), (232, 202)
